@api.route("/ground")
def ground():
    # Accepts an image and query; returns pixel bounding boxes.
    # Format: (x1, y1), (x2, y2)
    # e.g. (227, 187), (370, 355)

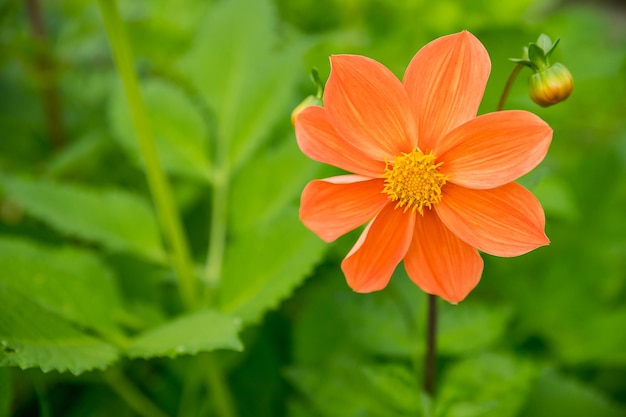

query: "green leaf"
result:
(536, 33), (553, 54)
(0, 237), (124, 334)
(285, 357), (421, 417)
(332, 276), (421, 358)
(219, 206), (327, 324)
(229, 138), (319, 234)
(0, 176), (165, 262)
(125, 309), (242, 359)
(519, 368), (626, 417)
(180, 0), (305, 167)
(438, 301), (513, 356)
(109, 79), (211, 182)
(0, 284), (119, 375)
(436, 353), (536, 417)
(221, 138), (326, 324)
(228, 43), (308, 169)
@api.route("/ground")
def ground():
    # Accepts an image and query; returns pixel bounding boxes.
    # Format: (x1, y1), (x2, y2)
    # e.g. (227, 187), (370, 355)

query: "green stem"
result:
(97, 0), (197, 310)
(205, 166), (228, 291)
(31, 374), (52, 417)
(205, 354), (238, 417)
(497, 63), (523, 111)
(104, 370), (170, 417)
(25, 0), (66, 150)
(424, 294), (437, 396)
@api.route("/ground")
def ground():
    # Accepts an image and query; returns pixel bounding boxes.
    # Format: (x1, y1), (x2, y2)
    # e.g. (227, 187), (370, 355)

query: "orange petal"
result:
(324, 55), (416, 161)
(341, 204), (415, 292)
(404, 211), (483, 304)
(436, 111), (552, 189)
(295, 106), (385, 177)
(435, 183), (549, 257)
(403, 31), (490, 152)
(300, 176), (388, 242)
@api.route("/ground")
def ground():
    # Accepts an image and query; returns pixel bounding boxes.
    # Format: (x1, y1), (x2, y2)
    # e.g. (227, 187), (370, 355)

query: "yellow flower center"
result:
(382, 150), (448, 215)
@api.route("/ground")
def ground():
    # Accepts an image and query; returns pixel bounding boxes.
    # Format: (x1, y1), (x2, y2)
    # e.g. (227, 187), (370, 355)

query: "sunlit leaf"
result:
(0, 176), (165, 262)
(219, 206), (326, 324)
(0, 237), (124, 334)
(109, 79), (211, 182)
(125, 309), (242, 359)
(0, 284), (119, 375)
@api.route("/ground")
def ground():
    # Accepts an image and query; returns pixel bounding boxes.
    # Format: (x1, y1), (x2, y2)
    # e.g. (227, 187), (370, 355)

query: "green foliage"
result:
(436, 353), (536, 417)
(0, 284), (119, 374)
(109, 79), (212, 182)
(0, 368), (11, 417)
(0, 176), (165, 262)
(125, 309), (242, 359)
(1, 0), (625, 415)
(221, 140), (327, 324)
(286, 357), (420, 417)
(0, 237), (124, 334)
(520, 369), (626, 417)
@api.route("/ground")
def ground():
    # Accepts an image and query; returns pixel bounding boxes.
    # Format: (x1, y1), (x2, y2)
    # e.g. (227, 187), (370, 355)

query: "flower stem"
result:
(424, 294), (437, 396)
(25, 0), (66, 150)
(205, 353), (238, 417)
(497, 63), (523, 111)
(97, 0), (197, 310)
(204, 165), (228, 293)
(103, 370), (170, 417)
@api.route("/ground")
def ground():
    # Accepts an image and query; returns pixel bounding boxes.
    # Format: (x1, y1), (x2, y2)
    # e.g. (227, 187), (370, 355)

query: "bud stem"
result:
(497, 63), (523, 111)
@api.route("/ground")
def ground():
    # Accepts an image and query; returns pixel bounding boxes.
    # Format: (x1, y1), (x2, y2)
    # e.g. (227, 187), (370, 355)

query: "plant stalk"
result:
(424, 294), (437, 396)
(24, 0), (66, 149)
(205, 354), (238, 417)
(97, 0), (197, 310)
(104, 370), (170, 417)
(497, 63), (523, 111)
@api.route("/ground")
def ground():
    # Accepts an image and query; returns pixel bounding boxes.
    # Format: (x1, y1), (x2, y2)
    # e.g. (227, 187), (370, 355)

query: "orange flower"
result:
(295, 31), (552, 303)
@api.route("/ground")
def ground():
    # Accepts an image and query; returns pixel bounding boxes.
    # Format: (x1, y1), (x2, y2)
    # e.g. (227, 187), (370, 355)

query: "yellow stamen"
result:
(382, 150), (448, 215)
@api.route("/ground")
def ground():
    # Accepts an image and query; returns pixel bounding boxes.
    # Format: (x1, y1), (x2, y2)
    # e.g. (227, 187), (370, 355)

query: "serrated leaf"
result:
(436, 353), (536, 417)
(109, 79), (211, 182)
(125, 309), (242, 359)
(0, 284), (119, 375)
(519, 368), (626, 417)
(0, 176), (165, 262)
(219, 206), (327, 325)
(0, 237), (124, 334)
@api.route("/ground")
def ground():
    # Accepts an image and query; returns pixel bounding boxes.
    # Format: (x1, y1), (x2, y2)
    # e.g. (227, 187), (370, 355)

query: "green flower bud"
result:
(528, 62), (573, 107)
(510, 34), (573, 107)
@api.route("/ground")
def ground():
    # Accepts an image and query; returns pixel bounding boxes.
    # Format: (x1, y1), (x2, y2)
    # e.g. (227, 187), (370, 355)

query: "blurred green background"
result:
(0, 0), (625, 416)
